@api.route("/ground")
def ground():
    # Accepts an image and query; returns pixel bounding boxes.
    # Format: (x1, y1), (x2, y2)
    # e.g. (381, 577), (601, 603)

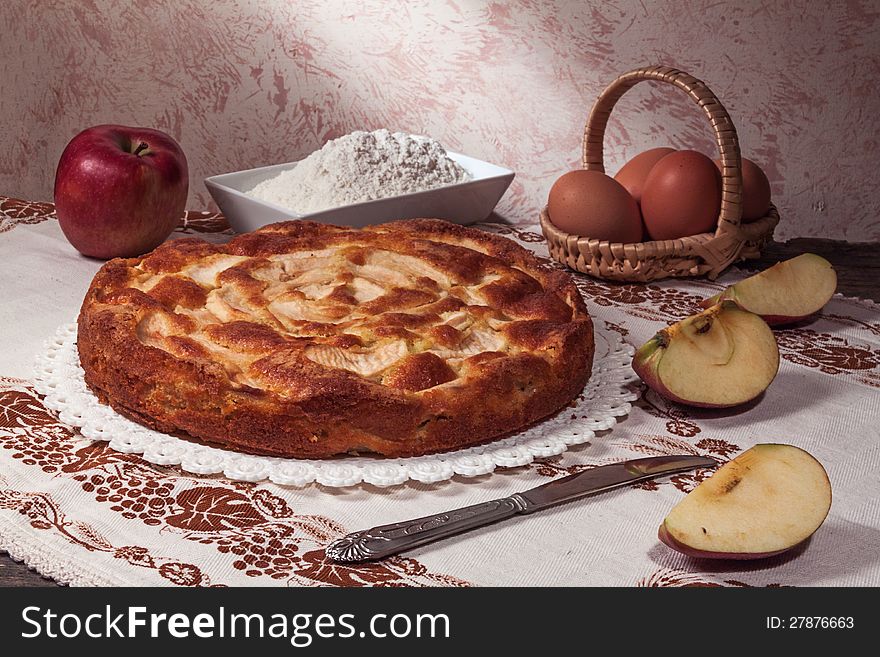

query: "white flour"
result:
(246, 129), (470, 214)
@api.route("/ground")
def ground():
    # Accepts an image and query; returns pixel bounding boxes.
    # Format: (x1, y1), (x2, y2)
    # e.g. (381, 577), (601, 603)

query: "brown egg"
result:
(641, 150), (721, 241)
(547, 169), (643, 242)
(614, 147), (676, 203)
(714, 157), (772, 223)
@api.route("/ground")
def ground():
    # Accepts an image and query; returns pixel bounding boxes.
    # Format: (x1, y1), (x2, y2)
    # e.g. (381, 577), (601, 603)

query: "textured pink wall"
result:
(1, 0), (878, 240)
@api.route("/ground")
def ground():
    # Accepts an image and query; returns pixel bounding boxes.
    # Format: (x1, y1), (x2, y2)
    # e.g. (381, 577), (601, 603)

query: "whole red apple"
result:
(54, 125), (188, 259)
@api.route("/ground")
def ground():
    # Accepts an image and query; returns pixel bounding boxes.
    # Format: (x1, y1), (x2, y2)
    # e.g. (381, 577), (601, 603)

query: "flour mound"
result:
(247, 129), (470, 214)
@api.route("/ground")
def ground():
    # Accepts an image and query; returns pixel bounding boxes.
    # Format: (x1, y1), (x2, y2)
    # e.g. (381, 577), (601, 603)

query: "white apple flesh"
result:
(632, 301), (779, 408)
(701, 253), (837, 326)
(54, 124), (188, 259)
(659, 444), (832, 560)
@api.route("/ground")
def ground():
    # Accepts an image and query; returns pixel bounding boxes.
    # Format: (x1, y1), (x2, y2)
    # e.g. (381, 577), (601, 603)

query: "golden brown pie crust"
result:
(77, 219), (594, 458)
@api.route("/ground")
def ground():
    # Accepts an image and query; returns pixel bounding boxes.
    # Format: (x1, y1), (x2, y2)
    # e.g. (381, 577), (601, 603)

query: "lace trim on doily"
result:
(32, 322), (639, 488)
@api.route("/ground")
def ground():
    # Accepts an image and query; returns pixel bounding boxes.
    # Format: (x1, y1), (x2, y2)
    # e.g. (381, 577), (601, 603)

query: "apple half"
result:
(701, 253), (837, 326)
(632, 301), (779, 408)
(659, 444), (832, 560)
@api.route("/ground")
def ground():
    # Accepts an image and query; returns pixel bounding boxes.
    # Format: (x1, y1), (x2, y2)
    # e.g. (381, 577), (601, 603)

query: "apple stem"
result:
(132, 142), (151, 157)
(655, 330), (670, 348)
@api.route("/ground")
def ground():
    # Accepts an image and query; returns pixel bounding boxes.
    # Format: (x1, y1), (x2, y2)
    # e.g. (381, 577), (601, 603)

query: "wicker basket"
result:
(540, 65), (780, 282)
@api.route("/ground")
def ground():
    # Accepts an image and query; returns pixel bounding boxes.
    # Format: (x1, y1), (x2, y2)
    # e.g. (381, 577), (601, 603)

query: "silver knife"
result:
(325, 454), (716, 562)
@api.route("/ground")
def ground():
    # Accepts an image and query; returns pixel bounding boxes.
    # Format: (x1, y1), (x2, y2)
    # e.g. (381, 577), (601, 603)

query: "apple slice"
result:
(632, 301), (779, 408)
(659, 444), (832, 560)
(701, 253), (837, 326)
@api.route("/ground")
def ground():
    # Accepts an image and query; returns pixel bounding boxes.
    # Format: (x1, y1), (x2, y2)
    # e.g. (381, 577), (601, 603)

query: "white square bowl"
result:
(204, 151), (515, 233)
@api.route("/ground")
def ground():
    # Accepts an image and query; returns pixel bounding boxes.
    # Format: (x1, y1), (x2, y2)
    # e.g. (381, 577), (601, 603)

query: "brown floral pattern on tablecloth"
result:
(823, 313), (880, 338)
(638, 568), (784, 588)
(574, 278), (709, 323)
(0, 383), (469, 587)
(637, 390), (702, 438)
(776, 328), (880, 388)
(475, 223), (545, 244)
(176, 210), (232, 235)
(0, 196), (56, 233)
(0, 480), (219, 586)
(0, 195), (232, 236)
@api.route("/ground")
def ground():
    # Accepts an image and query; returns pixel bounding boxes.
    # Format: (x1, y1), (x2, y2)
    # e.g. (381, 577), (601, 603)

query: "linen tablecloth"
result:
(1, 195), (878, 587)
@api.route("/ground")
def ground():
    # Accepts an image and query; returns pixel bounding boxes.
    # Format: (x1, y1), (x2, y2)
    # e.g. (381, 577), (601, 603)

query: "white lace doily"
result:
(32, 322), (638, 488)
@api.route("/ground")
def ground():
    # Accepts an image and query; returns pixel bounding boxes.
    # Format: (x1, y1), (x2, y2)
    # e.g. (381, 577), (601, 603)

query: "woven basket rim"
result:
(540, 203), (780, 258)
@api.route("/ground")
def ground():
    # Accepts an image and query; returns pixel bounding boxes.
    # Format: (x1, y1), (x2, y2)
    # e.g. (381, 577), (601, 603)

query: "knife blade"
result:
(325, 454), (717, 563)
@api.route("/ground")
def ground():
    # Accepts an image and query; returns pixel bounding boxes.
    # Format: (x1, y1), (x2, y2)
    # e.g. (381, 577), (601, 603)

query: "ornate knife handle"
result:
(325, 494), (529, 563)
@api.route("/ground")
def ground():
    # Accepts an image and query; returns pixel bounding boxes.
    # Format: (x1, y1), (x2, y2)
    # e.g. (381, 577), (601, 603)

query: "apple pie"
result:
(77, 219), (594, 458)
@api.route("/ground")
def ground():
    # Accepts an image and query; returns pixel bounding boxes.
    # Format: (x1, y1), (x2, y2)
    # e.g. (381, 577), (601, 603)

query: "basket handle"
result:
(582, 65), (743, 238)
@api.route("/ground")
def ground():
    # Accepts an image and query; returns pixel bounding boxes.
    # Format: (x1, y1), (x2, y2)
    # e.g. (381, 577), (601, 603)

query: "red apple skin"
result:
(54, 125), (188, 259)
(658, 522), (795, 561)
